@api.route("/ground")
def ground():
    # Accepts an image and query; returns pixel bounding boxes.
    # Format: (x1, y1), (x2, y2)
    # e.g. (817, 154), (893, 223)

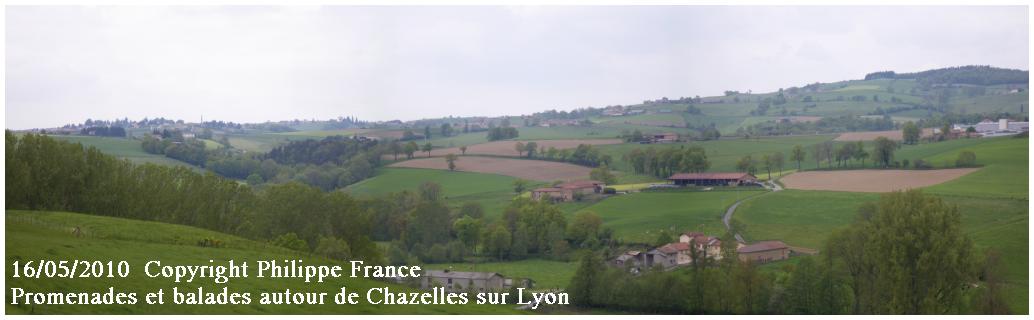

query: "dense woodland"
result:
(864, 65), (1029, 86)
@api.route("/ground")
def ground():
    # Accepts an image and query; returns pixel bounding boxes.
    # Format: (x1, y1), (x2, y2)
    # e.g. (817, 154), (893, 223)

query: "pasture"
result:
(345, 167), (528, 220)
(573, 190), (764, 243)
(922, 136), (1028, 199)
(5, 210), (520, 315)
(49, 135), (198, 169)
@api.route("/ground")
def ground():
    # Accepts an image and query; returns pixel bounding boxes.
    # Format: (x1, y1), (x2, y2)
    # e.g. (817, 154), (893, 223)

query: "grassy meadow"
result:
(572, 190), (764, 244)
(345, 167), (534, 220)
(48, 135), (199, 169)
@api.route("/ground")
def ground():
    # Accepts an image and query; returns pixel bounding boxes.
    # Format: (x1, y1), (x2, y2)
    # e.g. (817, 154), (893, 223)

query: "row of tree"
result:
(623, 146), (710, 178)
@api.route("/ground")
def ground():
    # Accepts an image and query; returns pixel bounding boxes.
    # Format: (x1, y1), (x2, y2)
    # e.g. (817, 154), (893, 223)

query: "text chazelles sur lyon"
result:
(9, 259), (567, 309)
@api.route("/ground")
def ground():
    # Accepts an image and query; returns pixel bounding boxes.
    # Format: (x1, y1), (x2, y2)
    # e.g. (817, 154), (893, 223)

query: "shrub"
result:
(956, 151), (978, 167)
(913, 159), (932, 169)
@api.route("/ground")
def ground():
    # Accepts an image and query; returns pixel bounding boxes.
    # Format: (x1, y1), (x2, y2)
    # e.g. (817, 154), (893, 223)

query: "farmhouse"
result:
(680, 232), (723, 260)
(650, 132), (678, 143)
(668, 172), (757, 186)
(531, 180), (604, 202)
(632, 231), (726, 271)
(645, 242), (691, 270)
(420, 270), (507, 293)
(736, 240), (790, 263)
(613, 250), (646, 273)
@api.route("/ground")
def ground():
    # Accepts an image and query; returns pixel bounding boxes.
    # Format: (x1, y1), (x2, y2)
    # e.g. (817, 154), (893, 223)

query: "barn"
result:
(667, 172), (758, 186)
(736, 240), (790, 263)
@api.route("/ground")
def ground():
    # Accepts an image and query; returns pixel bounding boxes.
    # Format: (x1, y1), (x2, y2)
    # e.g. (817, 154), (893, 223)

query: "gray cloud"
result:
(6, 6), (1028, 129)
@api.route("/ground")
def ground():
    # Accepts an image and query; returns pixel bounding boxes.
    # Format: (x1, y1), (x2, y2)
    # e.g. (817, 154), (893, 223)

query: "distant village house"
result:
(531, 180), (604, 202)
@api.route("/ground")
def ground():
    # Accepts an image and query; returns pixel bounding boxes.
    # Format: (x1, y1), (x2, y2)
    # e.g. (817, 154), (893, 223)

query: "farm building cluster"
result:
(416, 269), (533, 293)
(612, 232), (791, 273)
(951, 118), (1029, 138)
(531, 180), (605, 202)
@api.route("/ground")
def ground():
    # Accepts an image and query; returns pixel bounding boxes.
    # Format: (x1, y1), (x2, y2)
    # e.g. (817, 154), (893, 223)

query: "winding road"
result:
(723, 181), (782, 243)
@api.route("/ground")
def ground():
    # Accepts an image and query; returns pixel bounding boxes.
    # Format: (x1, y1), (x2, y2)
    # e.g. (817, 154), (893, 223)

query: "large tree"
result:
(791, 145), (806, 170)
(870, 137), (898, 168)
(826, 190), (976, 314)
(902, 121), (920, 145)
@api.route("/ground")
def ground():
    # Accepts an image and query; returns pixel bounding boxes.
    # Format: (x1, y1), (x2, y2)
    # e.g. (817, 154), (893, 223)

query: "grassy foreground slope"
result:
(5, 210), (521, 315)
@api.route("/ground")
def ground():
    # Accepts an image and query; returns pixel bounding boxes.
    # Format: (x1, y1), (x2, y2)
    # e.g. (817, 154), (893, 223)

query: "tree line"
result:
(739, 115), (896, 137)
(6, 131), (380, 262)
(623, 146), (710, 178)
(371, 182), (615, 265)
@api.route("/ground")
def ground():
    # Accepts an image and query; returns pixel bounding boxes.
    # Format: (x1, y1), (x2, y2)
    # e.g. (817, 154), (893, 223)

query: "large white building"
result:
(953, 119), (1029, 137)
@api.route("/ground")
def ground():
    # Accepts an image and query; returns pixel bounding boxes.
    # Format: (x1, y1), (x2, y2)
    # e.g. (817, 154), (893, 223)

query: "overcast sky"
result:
(5, 6), (1029, 130)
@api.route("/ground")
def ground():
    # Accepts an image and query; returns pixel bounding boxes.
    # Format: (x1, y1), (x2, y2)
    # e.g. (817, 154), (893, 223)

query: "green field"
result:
(48, 135), (198, 169)
(423, 259), (577, 290)
(572, 190), (764, 243)
(5, 210), (520, 314)
(345, 168), (537, 220)
(922, 136), (1029, 199)
(735, 190), (879, 248)
(735, 136), (1029, 313)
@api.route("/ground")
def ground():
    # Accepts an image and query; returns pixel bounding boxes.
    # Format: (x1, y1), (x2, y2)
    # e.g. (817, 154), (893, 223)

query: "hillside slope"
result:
(5, 210), (523, 315)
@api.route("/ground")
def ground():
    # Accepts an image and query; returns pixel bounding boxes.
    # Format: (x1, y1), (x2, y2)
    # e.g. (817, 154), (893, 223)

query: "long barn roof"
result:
(668, 172), (755, 180)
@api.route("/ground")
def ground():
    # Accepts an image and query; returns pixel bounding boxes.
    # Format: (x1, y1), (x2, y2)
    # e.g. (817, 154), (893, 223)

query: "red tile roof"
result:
(532, 187), (564, 192)
(737, 240), (788, 253)
(668, 172), (755, 180)
(657, 242), (691, 254)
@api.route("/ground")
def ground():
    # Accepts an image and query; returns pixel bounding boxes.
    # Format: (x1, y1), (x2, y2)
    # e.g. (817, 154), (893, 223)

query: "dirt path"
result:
(722, 182), (779, 243)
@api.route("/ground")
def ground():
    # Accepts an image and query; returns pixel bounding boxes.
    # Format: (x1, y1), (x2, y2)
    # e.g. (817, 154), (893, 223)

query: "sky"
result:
(5, 6), (1030, 130)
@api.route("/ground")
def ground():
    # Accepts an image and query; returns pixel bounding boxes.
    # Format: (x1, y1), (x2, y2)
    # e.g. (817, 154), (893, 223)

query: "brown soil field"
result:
(784, 116), (822, 123)
(428, 139), (623, 157)
(620, 120), (685, 127)
(834, 128), (934, 141)
(389, 156), (593, 181)
(780, 168), (980, 192)
(365, 130), (406, 139)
